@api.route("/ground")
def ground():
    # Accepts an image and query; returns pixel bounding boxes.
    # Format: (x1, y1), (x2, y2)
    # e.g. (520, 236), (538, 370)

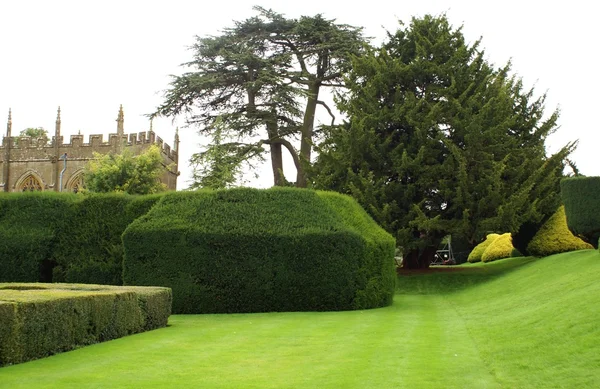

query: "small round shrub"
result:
(527, 206), (593, 257)
(467, 234), (500, 263)
(481, 233), (521, 263)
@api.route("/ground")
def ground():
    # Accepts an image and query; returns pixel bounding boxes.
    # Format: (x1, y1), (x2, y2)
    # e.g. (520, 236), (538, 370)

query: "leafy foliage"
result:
(84, 145), (169, 195)
(467, 234), (500, 263)
(311, 14), (574, 268)
(481, 233), (521, 263)
(0, 192), (76, 282)
(17, 127), (49, 145)
(561, 176), (600, 247)
(154, 7), (366, 187)
(122, 188), (396, 314)
(0, 192), (162, 285)
(527, 206), (593, 256)
(53, 194), (163, 285)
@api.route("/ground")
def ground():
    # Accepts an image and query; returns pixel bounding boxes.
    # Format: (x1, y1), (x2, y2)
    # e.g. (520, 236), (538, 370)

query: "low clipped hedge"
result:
(0, 283), (171, 367)
(527, 206), (593, 257)
(561, 177), (600, 247)
(467, 234), (500, 263)
(123, 188), (396, 314)
(481, 233), (521, 263)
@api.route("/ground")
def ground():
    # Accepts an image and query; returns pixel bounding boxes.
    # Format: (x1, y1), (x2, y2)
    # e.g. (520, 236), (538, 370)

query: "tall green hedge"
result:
(0, 193), (76, 282)
(561, 176), (600, 248)
(0, 192), (162, 285)
(0, 283), (171, 366)
(122, 188), (396, 314)
(53, 194), (163, 285)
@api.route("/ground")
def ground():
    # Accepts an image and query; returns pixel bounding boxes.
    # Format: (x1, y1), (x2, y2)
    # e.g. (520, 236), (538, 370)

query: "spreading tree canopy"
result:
(153, 7), (366, 188)
(84, 145), (169, 195)
(311, 15), (575, 268)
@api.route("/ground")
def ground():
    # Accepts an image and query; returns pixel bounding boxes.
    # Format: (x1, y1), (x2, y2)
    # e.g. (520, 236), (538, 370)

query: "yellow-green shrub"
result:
(527, 206), (593, 257)
(467, 234), (500, 263)
(481, 233), (521, 263)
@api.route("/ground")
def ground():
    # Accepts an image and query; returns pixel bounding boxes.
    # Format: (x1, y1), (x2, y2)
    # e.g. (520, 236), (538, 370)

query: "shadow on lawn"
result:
(396, 256), (538, 295)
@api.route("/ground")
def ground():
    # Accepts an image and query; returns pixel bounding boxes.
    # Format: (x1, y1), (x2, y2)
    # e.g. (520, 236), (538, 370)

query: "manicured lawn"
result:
(1, 250), (598, 388)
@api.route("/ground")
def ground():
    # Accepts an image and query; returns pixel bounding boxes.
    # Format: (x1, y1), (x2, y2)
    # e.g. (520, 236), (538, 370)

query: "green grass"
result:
(1, 250), (599, 388)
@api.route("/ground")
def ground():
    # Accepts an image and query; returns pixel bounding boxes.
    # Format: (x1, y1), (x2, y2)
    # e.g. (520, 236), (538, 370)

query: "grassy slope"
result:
(450, 250), (600, 388)
(0, 250), (598, 388)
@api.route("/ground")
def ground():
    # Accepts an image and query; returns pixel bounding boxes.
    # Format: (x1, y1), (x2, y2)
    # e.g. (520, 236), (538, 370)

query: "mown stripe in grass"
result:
(0, 297), (496, 388)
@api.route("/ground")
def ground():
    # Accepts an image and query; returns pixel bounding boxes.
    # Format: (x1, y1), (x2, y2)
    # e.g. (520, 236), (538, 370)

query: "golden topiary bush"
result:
(467, 234), (500, 263)
(527, 206), (593, 257)
(481, 233), (521, 263)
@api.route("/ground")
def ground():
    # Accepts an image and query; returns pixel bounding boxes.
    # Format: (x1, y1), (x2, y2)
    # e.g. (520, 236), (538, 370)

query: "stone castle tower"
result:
(0, 106), (179, 192)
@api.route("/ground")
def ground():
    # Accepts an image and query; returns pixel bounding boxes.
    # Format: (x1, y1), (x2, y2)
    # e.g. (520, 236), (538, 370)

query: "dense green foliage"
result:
(467, 234), (500, 263)
(17, 127), (49, 145)
(0, 192), (162, 285)
(84, 145), (169, 195)
(481, 233), (521, 263)
(53, 194), (163, 285)
(527, 206), (593, 256)
(153, 7), (366, 188)
(123, 188), (396, 313)
(0, 283), (171, 367)
(311, 15), (574, 268)
(0, 193), (76, 282)
(561, 176), (600, 247)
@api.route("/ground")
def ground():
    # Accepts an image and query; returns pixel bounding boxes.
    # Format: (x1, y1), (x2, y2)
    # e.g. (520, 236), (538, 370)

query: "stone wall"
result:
(0, 106), (179, 192)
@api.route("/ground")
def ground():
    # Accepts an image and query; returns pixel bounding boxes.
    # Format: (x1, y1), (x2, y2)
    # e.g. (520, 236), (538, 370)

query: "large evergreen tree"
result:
(153, 7), (365, 187)
(312, 15), (575, 268)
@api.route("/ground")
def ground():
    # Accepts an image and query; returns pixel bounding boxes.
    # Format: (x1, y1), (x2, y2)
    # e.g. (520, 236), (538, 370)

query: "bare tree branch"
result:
(317, 100), (336, 126)
(263, 137), (301, 171)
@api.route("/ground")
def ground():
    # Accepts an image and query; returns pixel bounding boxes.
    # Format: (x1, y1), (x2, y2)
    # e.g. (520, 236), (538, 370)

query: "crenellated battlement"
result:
(0, 106), (179, 192)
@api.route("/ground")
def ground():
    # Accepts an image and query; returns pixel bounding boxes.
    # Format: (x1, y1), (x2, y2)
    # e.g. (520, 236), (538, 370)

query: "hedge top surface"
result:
(0, 283), (171, 303)
(129, 187), (391, 240)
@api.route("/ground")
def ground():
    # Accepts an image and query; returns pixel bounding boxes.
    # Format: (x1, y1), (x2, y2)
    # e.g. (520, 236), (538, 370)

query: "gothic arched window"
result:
(19, 175), (43, 192)
(66, 172), (85, 193)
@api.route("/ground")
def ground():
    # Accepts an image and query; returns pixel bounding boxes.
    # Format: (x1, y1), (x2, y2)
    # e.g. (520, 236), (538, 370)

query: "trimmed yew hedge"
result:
(561, 176), (600, 247)
(122, 188), (396, 314)
(0, 283), (171, 367)
(0, 193), (76, 283)
(0, 192), (162, 284)
(53, 194), (163, 285)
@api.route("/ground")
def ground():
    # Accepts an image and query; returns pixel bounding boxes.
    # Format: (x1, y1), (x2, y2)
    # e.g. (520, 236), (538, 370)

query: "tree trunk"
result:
(402, 246), (437, 269)
(267, 120), (286, 187)
(270, 142), (285, 186)
(296, 82), (320, 188)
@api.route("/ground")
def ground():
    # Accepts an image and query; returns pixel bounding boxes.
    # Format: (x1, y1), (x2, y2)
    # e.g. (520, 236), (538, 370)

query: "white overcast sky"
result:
(0, 1), (596, 189)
